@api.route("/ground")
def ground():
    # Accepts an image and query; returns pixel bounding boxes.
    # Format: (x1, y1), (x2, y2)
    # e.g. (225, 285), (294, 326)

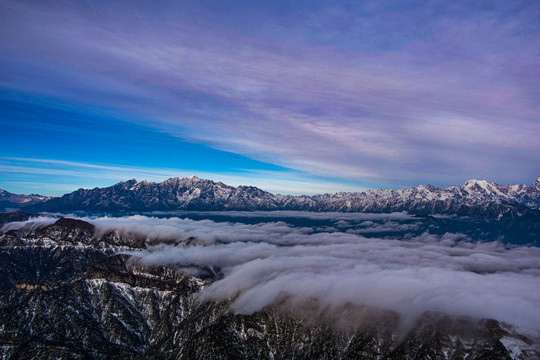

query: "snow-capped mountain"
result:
(21, 176), (540, 219)
(309, 177), (540, 219)
(0, 189), (51, 212)
(313, 177), (540, 207)
(22, 176), (284, 212)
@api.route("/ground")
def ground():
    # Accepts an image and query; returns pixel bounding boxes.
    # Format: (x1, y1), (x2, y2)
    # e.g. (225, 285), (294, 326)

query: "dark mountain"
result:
(0, 189), (51, 212)
(22, 176), (284, 213)
(0, 210), (43, 227)
(22, 176), (540, 220)
(1, 216), (538, 359)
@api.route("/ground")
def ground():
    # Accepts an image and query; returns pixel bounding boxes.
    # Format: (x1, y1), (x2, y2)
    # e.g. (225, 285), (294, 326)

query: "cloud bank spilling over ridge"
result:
(0, 216), (58, 233)
(74, 215), (540, 332)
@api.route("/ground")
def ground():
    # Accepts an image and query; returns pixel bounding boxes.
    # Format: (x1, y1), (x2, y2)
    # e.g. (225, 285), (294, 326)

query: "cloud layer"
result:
(5, 213), (540, 333)
(80, 215), (540, 332)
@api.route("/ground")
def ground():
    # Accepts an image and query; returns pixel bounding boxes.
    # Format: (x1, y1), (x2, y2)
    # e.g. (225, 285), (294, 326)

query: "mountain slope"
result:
(23, 176), (540, 220)
(0, 189), (51, 212)
(1, 216), (538, 359)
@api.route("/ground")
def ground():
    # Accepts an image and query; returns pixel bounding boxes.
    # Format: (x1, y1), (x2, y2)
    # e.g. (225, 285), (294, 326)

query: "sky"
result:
(1, 0), (539, 196)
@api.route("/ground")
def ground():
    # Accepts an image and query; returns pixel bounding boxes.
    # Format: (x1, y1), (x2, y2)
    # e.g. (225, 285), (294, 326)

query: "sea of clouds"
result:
(4, 212), (540, 333)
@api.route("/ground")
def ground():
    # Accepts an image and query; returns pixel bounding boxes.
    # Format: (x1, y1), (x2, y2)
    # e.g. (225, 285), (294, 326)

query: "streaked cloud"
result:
(1, 0), (539, 191)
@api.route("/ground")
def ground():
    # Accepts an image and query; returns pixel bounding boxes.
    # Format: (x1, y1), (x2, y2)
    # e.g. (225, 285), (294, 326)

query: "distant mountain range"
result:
(0, 189), (52, 212)
(6, 176), (540, 220)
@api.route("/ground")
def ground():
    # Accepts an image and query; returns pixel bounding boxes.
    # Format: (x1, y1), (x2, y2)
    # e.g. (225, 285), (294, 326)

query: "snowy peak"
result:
(23, 176), (279, 213)
(462, 179), (490, 191)
(461, 179), (505, 198)
(19, 176), (540, 219)
(454, 177), (540, 208)
(531, 177), (540, 192)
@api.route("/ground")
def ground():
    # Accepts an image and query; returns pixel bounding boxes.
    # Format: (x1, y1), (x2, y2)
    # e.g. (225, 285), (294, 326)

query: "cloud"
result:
(1, 216), (58, 233)
(346, 220), (421, 233)
(1, 1), (539, 187)
(69, 214), (540, 332)
(146, 210), (417, 221)
(5, 213), (540, 333)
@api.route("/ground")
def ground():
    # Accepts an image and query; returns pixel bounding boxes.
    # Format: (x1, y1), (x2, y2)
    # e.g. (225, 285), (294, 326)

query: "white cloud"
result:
(74, 215), (540, 332)
(1, 216), (58, 232)
(6, 213), (540, 333)
(146, 210), (416, 221)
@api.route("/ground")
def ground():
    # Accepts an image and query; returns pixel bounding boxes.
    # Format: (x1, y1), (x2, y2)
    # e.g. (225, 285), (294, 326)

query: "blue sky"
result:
(1, 0), (539, 195)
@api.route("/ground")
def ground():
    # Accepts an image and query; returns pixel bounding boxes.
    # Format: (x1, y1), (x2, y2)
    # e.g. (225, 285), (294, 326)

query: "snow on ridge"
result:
(20, 175), (540, 215)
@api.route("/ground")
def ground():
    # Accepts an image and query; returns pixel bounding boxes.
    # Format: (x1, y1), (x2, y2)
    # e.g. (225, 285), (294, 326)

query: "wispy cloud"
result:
(1, 1), (539, 188)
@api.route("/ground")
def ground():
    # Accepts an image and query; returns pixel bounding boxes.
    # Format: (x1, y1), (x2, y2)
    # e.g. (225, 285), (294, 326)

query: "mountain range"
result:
(15, 176), (540, 220)
(2, 177), (540, 358)
(0, 189), (51, 212)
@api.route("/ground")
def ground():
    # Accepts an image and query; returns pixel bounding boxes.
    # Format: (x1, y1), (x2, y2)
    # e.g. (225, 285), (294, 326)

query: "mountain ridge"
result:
(17, 176), (540, 220)
(0, 189), (52, 212)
